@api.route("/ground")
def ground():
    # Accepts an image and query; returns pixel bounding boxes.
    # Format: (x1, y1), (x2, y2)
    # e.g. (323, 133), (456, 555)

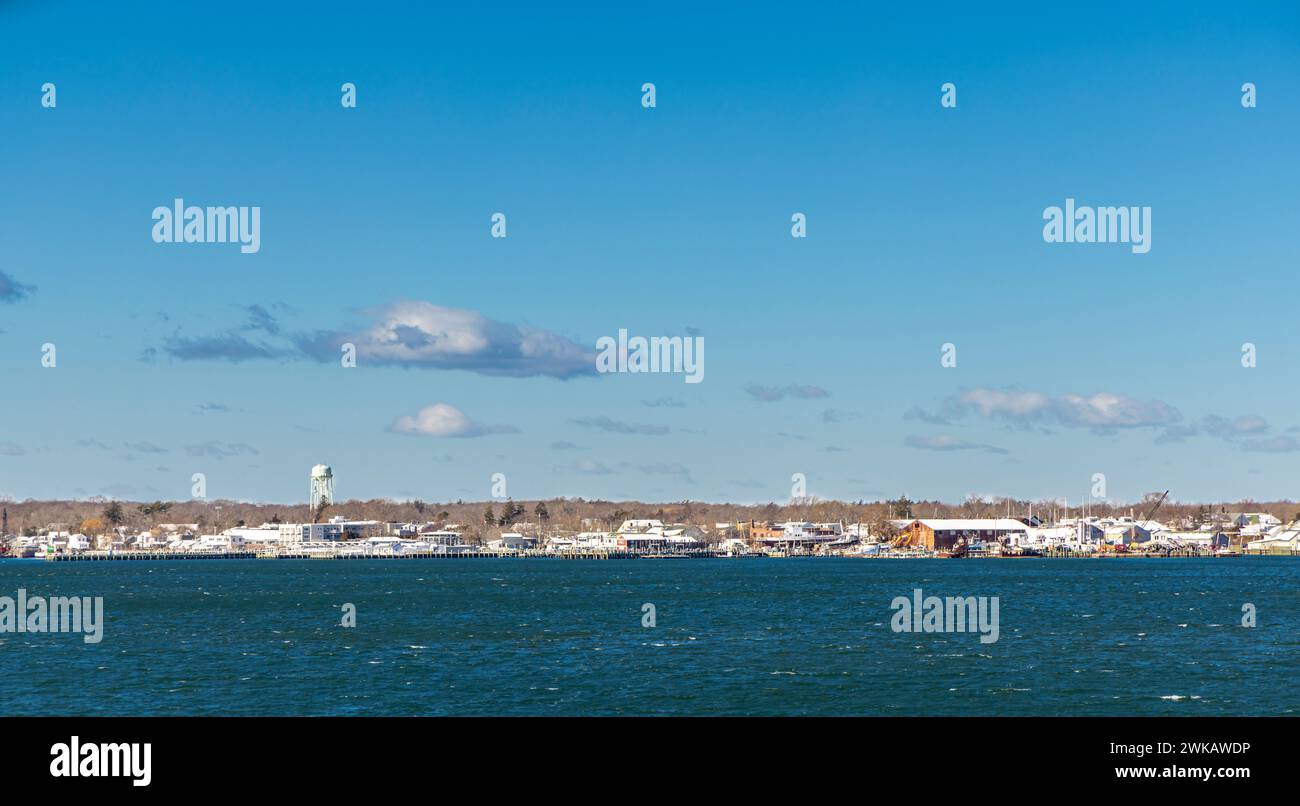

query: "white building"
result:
(574, 531), (618, 549)
(198, 534), (245, 551)
(614, 521), (704, 551)
(225, 525), (286, 545)
(617, 519), (664, 534)
(487, 532), (537, 552)
(1247, 527), (1300, 553)
(424, 530), (473, 553)
(845, 523), (873, 542)
(1232, 512), (1281, 529)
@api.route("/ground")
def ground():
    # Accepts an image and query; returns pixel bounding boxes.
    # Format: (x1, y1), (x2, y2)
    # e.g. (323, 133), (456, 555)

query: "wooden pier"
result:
(46, 551), (257, 562)
(39, 548), (732, 562)
(261, 550), (503, 560)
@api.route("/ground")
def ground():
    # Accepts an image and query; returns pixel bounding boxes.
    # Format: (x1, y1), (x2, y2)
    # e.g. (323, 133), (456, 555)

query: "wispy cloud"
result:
(569, 459), (615, 475)
(572, 415), (670, 435)
(1201, 414), (1269, 438)
(243, 304), (281, 335)
(744, 383), (829, 402)
(0, 271), (35, 303)
(1240, 435), (1300, 453)
(184, 441), (259, 459)
(821, 408), (860, 424)
(903, 406), (952, 426)
(636, 462), (695, 483)
(0, 442), (25, 456)
(1158, 414), (1278, 448)
(162, 333), (292, 362)
(922, 387), (1181, 432)
(904, 434), (1008, 455)
(390, 403), (518, 438)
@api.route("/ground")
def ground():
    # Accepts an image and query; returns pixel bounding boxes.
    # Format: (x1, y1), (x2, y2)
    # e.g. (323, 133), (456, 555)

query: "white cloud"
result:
(942, 387), (1181, 431)
(311, 301), (595, 378)
(1053, 393), (1180, 429)
(390, 403), (518, 438)
(958, 389), (1051, 418)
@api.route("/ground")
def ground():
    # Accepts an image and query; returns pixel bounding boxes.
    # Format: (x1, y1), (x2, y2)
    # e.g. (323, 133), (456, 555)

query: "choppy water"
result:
(0, 557), (1295, 715)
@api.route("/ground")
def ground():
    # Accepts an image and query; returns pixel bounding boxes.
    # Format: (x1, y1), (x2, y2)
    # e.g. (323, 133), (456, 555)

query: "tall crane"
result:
(1129, 490), (1168, 547)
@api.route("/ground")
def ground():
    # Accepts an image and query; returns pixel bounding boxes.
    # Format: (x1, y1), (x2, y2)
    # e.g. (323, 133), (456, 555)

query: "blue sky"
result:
(1, 1), (1298, 505)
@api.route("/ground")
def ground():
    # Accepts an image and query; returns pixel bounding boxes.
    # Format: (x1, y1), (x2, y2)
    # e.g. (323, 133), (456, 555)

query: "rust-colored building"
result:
(901, 519), (1030, 551)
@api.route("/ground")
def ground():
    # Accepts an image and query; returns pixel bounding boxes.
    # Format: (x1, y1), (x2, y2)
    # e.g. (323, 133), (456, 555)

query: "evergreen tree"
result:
(102, 501), (125, 527)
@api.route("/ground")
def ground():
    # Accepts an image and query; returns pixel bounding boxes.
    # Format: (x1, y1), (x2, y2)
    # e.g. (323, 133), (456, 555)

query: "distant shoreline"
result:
(11, 550), (1296, 564)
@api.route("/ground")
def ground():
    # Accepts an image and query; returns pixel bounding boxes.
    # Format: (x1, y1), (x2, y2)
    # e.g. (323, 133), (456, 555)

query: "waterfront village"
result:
(4, 468), (1300, 561)
(7, 511), (1300, 561)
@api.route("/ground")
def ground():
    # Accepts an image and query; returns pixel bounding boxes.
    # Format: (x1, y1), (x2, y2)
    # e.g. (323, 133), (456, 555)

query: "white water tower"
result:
(310, 464), (334, 507)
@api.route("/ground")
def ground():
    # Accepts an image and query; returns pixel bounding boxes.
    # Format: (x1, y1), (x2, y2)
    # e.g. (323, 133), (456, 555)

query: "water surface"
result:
(0, 557), (1294, 715)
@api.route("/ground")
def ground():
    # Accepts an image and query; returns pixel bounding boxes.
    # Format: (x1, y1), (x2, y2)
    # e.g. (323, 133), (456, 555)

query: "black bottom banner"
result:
(6, 716), (1286, 794)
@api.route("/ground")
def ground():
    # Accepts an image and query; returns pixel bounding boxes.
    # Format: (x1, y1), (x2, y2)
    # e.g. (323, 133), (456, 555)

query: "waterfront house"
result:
(198, 534), (244, 551)
(662, 525), (705, 544)
(1246, 527), (1300, 554)
(614, 520), (703, 551)
(1102, 521), (1152, 546)
(488, 532), (537, 552)
(573, 531), (618, 549)
(1231, 512), (1281, 530)
(424, 530), (473, 553)
(755, 522), (846, 553)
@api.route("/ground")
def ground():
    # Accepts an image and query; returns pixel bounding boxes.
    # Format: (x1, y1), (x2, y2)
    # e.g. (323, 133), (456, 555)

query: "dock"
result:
(45, 551), (257, 562)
